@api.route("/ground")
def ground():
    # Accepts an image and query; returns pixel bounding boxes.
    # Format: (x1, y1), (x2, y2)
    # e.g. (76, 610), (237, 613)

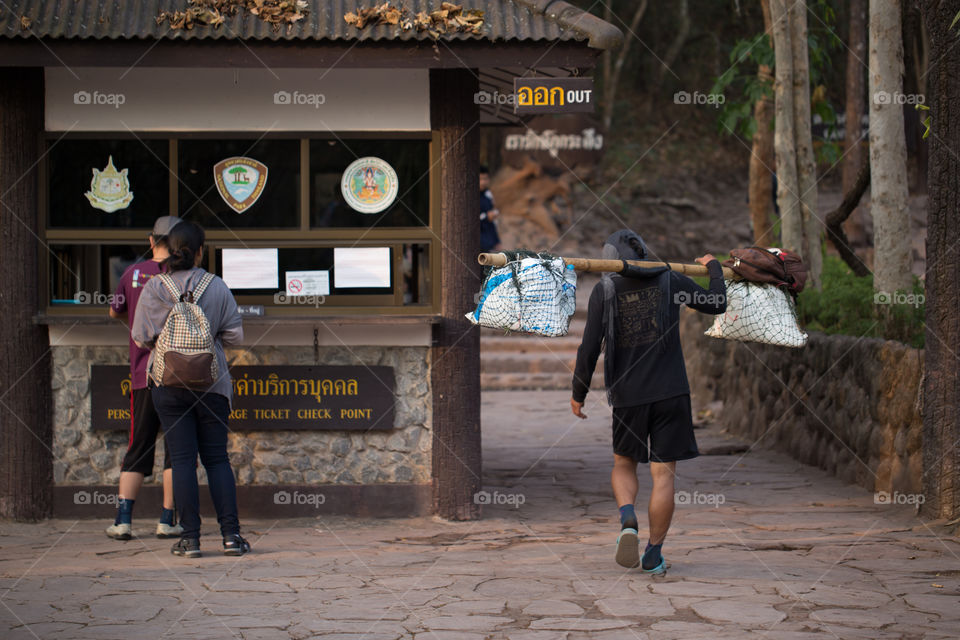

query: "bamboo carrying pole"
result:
(477, 252), (739, 280)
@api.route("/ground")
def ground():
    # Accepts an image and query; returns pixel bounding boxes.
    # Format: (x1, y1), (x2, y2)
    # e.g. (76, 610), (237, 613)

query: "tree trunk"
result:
(789, 0), (822, 290)
(645, 0), (689, 107)
(602, 2), (612, 126)
(602, 0), (648, 131)
(869, 0), (912, 295)
(842, 0), (868, 247)
(656, 0), (690, 86)
(0, 68), (53, 521)
(919, 0), (960, 522)
(749, 0), (775, 245)
(429, 69), (482, 520)
(770, 0), (802, 255)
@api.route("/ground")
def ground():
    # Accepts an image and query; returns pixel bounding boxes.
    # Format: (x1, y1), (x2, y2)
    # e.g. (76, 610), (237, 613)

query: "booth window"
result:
(43, 134), (437, 315)
(48, 138), (169, 229)
(310, 139), (429, 228)
(179, 138), (301, 229)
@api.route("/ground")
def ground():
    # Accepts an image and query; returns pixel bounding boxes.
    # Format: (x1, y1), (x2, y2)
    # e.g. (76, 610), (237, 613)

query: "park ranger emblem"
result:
(341, 157), (399, 214)
(85, 156), (134, 213)
(214, 156), (268, 213)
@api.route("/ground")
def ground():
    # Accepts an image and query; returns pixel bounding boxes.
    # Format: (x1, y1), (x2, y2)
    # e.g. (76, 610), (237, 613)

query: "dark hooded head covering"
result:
(597, 229), (672, 371)
(602, 229), (650, 261)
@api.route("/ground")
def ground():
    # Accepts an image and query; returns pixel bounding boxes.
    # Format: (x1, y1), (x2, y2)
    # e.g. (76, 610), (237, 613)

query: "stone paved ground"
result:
(1, 390), (958, 639)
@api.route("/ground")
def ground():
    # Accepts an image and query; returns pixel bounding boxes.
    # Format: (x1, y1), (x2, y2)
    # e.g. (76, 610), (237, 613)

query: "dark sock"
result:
(115, 498), (135, 526)
(642, 542), (663, 570)
(159, 508), (175, 526)
(618, 504), (638, 531)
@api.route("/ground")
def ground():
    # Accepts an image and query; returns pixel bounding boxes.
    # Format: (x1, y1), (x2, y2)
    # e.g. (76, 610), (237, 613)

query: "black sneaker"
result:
(171, 538), (201, 558)
(222, 534), (251, 556)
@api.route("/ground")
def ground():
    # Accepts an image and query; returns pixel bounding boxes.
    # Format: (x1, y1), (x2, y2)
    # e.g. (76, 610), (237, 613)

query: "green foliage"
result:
(710, 1), (844, 161)
(812, 98), (842, 165)
(797, 256), (925, 348)
(916, 103), (932, 139)
(709, 33), (774, 138)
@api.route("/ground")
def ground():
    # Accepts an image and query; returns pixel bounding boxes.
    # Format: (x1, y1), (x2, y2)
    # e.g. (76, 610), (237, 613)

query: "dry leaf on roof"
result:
(158, 0), (307, 31)
(344, 3), (483, 37)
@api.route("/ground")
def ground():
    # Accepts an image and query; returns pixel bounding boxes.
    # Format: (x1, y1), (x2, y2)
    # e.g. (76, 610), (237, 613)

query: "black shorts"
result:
(120, 387), (171, 476)
(612, 394), (699, 463)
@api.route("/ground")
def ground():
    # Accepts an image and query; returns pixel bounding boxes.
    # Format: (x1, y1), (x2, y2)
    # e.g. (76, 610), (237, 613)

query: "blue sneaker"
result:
(615, 528), (640, 568)
(642, 556), (667, 575)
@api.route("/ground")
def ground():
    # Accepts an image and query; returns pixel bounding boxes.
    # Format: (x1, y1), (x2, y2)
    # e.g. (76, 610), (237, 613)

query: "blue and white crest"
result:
(214, 156), (268, 213)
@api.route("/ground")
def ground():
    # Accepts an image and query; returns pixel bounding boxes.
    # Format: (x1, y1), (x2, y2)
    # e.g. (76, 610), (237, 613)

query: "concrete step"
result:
(480, 371), (604, 391)
(479, 316), (588, 341)
(476, 295), (599, 391)
(480, 351), (604, 375)
(481, 335), (585, 353)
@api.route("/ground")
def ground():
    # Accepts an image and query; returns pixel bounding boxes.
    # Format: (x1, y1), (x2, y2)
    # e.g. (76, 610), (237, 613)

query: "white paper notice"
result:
(285, 270), (330, 296)
(222, 248), (279, 289)
(333, 247), (391, 288)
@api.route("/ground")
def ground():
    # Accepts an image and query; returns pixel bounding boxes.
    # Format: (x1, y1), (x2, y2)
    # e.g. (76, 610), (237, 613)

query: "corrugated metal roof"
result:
(0, 0), (621, 49)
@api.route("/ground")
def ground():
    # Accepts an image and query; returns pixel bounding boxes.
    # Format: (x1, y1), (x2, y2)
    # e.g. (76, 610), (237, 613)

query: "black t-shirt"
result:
(572, 261), (726, 407)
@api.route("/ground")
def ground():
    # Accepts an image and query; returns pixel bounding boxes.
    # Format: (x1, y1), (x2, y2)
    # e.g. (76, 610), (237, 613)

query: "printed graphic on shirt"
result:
(617, 286), (661, 347)
(131, 269), (157, 290)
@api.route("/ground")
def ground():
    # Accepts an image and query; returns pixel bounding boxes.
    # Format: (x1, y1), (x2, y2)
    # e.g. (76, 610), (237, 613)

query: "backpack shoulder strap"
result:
(189, 272), (217, 302)
(156, 273), (182, 301)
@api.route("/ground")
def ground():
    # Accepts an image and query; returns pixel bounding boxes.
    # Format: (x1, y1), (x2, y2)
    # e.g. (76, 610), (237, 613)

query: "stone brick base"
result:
(681, 309), (923, 497)
(53, 483), (432, 519)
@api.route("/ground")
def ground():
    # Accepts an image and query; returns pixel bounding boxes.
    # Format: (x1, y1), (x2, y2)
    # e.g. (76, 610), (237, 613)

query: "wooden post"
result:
(429, 68), (482, 520)
(920, 0), (960, 521)
(0, 68), (53, 521)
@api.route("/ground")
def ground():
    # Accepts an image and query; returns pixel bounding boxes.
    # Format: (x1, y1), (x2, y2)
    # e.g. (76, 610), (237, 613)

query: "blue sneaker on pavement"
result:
(642, 556), (667, 575)
(615, 528), (640, 568)
(641, 543), (667, 575)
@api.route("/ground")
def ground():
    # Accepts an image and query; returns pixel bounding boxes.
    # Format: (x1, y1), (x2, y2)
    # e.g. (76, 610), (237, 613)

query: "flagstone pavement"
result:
(1, 390), (958, 639)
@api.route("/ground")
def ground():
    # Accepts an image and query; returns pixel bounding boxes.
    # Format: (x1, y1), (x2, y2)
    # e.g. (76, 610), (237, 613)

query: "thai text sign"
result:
(90, 365), (396, 431)
(501, 114), (604, 170)
(513, 77), (594, 115)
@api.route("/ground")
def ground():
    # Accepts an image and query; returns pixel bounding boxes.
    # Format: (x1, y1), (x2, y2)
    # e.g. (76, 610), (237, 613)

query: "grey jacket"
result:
(131, 267), (243, 404)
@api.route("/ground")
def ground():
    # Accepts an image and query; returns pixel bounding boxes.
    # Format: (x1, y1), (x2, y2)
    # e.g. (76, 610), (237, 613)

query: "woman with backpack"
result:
(132, 220), (250, 558)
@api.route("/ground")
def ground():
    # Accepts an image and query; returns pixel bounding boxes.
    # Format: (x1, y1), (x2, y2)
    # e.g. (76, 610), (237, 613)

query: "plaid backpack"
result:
(150, 272), (218, 390)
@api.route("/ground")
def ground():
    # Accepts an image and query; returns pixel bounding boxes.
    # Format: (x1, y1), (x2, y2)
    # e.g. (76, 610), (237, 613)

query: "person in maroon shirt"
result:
(105, 216), (183, 540)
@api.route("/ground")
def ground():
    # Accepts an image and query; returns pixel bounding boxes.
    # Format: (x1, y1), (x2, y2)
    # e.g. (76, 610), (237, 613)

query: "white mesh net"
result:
(466, 256), (577, 337)
(705, 280), (808, 347)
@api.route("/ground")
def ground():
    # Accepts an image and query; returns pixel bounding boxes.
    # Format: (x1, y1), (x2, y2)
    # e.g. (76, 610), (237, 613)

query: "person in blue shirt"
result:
(479, 165), (502, 252)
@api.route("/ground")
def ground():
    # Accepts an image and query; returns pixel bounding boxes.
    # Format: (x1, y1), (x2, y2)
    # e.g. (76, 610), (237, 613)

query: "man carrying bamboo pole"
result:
(570, 230), (727, 572)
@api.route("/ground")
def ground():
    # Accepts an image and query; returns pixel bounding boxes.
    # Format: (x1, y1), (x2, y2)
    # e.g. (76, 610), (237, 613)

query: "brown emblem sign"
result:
(213, 156), (268, 213)
(91, 364), (397, 431)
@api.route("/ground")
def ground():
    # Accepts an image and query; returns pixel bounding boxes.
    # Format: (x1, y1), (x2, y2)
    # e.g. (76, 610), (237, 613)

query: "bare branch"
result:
(825, 160), (871, 277)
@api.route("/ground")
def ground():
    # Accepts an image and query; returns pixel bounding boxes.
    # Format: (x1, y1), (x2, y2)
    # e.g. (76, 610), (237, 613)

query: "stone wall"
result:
(680, 310), (923, 496)
(52, 345), (432, 486)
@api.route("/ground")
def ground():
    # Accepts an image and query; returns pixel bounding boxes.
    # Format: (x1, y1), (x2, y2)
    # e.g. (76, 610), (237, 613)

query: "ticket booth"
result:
(0, 0), (621, 520)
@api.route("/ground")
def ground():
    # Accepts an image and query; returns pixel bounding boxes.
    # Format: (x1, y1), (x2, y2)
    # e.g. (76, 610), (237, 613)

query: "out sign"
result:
(514, 77), (594, 115)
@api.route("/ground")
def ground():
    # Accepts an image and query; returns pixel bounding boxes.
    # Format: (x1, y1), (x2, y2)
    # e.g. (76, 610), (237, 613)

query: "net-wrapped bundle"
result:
(466, 255), (577, 337)
(705, 280), (808, 348)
